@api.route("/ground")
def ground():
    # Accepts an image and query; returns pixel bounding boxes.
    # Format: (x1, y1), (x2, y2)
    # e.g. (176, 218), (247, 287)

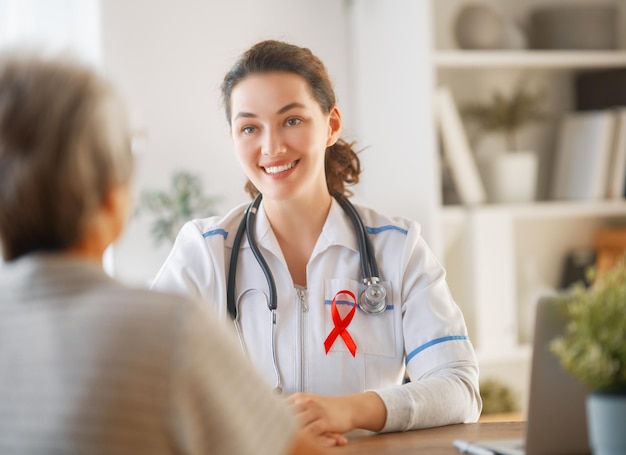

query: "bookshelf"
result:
(430, 0), (626, 411)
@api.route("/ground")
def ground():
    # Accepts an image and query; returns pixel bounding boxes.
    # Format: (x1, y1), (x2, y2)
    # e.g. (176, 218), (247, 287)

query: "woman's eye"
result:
(241, 125), (256, 134)
(285, 117), (301, 127)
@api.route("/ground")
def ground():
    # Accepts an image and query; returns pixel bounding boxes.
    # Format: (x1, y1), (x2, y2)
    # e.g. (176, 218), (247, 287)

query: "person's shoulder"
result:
(97, 279), (194, 311)
(178, 201), (249, 245)
(351, 202), (419, 236)
(99, 282), (217, 336)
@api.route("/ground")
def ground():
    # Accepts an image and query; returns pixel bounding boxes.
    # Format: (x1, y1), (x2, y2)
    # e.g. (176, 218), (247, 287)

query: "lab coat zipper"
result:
(296, 286), (308, 392)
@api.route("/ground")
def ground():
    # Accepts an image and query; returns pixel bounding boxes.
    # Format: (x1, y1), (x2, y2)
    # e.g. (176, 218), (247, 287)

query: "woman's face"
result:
(229, 72), (341, 202)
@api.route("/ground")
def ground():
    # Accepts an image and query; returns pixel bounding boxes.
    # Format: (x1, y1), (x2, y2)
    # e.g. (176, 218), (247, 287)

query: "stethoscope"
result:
(226, 191), (387, 392)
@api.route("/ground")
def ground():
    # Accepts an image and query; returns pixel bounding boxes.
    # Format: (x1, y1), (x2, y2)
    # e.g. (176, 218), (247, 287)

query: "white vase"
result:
(586, 393), (626, 455)
(480, 151), (538, 204)
(454, 4), (503, 50)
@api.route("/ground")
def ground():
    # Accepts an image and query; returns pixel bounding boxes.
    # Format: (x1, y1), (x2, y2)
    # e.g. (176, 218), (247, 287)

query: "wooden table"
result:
(332, 421), (524, 454)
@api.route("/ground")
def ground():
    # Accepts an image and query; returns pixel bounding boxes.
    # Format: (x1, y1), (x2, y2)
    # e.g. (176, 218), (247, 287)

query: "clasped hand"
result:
(285, 391), (387, 447)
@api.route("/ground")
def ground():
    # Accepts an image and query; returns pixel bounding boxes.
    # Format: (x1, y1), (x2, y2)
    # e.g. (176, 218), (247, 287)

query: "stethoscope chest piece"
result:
(359, 278), (387, 314)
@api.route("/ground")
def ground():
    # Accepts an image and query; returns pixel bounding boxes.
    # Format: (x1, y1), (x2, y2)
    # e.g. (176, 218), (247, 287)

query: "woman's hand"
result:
(285, 391), (387, 445)
(286, 393), (350, 445)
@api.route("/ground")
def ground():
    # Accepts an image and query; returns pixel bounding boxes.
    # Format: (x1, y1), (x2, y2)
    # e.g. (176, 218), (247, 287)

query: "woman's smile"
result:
(262, 160), (299, 175)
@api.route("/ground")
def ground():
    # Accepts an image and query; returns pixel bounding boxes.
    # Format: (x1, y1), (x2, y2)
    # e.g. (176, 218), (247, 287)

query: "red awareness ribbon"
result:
(324, 289), (357, 357)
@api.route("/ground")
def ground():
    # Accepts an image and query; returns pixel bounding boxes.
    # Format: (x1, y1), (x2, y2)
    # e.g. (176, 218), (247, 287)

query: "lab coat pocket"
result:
(324, 278), (396, 358)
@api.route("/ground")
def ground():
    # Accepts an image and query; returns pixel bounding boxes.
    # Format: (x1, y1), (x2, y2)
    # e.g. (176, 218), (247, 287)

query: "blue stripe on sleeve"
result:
(406, 335), (469, 365)
(366, 225), (408, 235)
(202, 228), (228, 239)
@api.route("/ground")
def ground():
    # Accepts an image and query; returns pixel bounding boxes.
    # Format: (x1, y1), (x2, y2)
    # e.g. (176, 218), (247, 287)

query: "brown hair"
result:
(221, 40), (361, 198)
(0, 51), (133, 260)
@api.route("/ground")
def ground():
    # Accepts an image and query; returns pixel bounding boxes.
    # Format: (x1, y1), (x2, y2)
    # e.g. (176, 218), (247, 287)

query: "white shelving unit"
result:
(430, 0), (626, 410)
(434, 50), (626, 69)
(347, 0), (626, 412)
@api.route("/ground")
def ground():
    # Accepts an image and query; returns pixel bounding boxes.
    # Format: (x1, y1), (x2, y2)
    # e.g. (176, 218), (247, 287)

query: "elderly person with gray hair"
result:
(0, 51), (332, 455)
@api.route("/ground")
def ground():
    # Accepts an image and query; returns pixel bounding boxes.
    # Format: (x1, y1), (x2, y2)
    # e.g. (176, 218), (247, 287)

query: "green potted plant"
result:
(461, 79), (550, 204)
(136, 170), (219, 246)
(550, 256), (626, 455)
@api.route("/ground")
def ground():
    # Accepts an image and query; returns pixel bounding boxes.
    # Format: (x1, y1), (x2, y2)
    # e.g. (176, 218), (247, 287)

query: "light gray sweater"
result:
(0, 253), (296, 455)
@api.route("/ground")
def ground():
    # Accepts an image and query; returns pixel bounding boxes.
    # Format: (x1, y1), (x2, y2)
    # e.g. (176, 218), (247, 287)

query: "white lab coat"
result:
(152, 198), (482, 432)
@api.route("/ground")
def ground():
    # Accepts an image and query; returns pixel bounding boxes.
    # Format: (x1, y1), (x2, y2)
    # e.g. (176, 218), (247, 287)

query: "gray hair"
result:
(0, 50), (133, 260)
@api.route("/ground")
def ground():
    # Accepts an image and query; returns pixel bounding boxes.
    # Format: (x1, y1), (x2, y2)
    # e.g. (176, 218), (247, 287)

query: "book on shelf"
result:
(594, 225), (626, 276)
(575, 68), (626, 111)
(607, 108), (626, 199)
(434, 86), (486, 206)
(550, 109), (617, 201)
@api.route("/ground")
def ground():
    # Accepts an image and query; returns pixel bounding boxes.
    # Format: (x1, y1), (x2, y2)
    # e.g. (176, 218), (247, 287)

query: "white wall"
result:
(347, 0), (439, 252)
(101, 0), (436, 285)
(0, 0), (100, 64)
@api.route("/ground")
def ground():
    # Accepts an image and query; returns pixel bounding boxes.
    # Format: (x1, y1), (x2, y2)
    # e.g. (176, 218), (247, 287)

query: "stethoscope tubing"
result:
(227, 192), (384, 321)
(332, 191), (379, 279)
(226, 202), (249, 320)
(245, 195), (277, 311)
(231, 287), (282, 392)
(227, 193), (278, 319)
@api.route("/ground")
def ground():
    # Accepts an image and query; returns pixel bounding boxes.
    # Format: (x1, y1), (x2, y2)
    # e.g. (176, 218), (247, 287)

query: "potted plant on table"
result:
(550, 256), (626, 455)
(461, 78), (550, 204)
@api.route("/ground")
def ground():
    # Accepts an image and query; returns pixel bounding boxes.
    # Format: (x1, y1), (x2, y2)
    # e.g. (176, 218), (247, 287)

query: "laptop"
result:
(474, 296), (591, 455)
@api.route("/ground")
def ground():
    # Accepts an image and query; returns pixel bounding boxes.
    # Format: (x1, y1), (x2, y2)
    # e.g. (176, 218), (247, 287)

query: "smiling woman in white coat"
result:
(152, 39), (482, 445)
